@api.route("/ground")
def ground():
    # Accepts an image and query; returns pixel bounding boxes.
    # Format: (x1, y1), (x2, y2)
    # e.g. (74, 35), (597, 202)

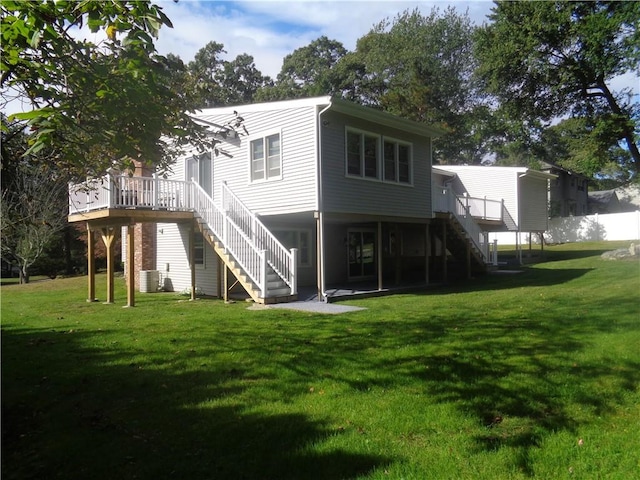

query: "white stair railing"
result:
(221, 182), (297, 295)
(192, 182), (268, 298)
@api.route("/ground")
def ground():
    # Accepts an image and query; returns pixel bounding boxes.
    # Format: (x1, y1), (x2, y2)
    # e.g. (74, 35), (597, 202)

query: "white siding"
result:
(519, 175), (549, 231)
(320, 110), (432, 218)
(198, 105), (319, 215)
(156, 222), (219, 296)
(443, 166), (520, 226)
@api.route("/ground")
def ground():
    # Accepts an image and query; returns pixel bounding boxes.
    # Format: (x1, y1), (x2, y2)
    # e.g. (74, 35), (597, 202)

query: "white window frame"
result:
(193, 231), (205, 268)
(345, 127), (380, 180)
(383, 137), (413, 185)
(186, 152), (213, 196)
(250, 130), (282, 183)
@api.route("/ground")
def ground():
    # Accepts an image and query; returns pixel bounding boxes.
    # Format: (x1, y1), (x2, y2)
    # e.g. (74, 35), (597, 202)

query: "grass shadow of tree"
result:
(1, 327), (390, 480)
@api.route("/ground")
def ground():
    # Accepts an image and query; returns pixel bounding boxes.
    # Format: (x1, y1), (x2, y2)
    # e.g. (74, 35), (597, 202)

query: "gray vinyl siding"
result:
(319, 110), (432, 218)
(200, 105), (318, 215)
(518, 175), (549, 231)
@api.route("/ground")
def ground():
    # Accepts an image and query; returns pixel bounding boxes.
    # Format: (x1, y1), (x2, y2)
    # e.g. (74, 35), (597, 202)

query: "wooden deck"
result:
(68, 207), (195, 226)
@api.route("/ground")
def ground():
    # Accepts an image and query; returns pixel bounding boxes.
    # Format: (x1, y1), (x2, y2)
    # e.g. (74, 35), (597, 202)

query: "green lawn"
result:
(2, 241), (639, 479)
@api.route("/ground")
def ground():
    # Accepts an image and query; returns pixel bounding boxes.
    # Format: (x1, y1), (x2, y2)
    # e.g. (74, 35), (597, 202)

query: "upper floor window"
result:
(346, 128), (413, 184)
(251, 133), (281, 182)
(383, 139), (412, 184)
(346, 129), (379, 179)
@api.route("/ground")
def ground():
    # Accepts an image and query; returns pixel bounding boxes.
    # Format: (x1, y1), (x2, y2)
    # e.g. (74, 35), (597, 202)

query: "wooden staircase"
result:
(433, 212), (487, 277)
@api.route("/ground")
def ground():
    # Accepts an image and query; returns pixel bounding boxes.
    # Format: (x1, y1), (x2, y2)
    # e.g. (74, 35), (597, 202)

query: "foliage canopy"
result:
(0, 0), (211, 179)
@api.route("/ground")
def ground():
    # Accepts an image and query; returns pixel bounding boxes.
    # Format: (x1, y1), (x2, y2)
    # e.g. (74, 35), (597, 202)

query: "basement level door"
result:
(348, 230), (376, 280)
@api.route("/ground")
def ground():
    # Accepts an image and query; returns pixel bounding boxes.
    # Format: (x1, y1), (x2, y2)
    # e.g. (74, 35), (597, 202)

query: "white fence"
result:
(488, 211), (640, 245)
(546, 211), (640, 243)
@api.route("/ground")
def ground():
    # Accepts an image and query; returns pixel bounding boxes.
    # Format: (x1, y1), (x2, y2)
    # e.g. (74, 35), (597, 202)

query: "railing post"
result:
(290, 248), (298, 295)
(493, 239), (498, 266)
(484, 196), (487, 220)
(106, 172), (113, 208)
(260, 249), (267, 298)
(153, 173), (159, 210)
(501, 199), (505, 222)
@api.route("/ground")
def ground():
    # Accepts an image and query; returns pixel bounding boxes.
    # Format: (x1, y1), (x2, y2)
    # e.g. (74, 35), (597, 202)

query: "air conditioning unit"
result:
(139, 270), (160, 293)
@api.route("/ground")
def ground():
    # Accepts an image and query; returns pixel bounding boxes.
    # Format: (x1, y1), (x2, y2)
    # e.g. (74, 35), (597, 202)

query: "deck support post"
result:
(87, 225), (97, 302)
(425, 222), (430, 284)
(394, 224), (401, 286)
(100, 227), (117, 304)
(466, 240), (471, 279)
(377, 222), (383, 291)
(223, 264), (229, 302)
(189, 222), (196, 301)
(442, 220), (448, 283)
(126, 224), (135, 307)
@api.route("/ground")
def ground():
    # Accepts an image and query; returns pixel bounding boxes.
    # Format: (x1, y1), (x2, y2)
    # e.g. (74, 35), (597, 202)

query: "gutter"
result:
(316, 101), (333, 302)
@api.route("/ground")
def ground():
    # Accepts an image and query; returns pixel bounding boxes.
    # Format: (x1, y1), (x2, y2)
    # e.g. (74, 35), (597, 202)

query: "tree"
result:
(1, 118), (68, 283)
(187, 41), (269, 107)
(476, 1), (640, 181)
(1, 0), (211, 180)
(340, 8), (488, 164)
(256, 36), (348, 101)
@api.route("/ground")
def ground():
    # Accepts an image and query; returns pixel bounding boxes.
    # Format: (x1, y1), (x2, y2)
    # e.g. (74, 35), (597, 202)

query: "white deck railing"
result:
(69, 173), (191, 213)
(69, 174), (297, 298)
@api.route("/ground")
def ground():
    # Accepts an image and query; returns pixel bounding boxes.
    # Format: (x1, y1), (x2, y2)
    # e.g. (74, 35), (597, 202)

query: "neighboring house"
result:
(68, 97), (554, 305)
(588, 190), (622, 214)
(540, 162), (589, 217)
(614, 183), (640, 212)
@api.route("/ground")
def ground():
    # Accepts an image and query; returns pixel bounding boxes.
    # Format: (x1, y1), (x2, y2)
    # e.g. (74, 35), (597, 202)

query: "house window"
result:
(251, 133), (281, 182)
(346, 129), (379, 179)
(383, 139), (412, 184)
(193, 232), (205, 266)
(274, 230), (311, 267)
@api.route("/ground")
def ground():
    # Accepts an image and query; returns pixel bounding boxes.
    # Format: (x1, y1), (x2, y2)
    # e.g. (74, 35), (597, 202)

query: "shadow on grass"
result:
(1, 327), (390, 480)
(228, 304), (640, 476)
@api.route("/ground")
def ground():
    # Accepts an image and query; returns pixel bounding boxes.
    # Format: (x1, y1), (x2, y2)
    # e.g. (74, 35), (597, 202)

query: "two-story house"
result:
(69, 97), (552, 306)
(540, 162), (589, 217)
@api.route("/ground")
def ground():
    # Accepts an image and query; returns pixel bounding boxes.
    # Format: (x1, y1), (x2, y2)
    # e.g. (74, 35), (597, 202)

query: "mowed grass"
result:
(2, 241), (639, 479)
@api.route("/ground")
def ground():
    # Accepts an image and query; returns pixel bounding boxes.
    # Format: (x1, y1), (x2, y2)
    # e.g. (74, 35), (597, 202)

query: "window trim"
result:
(345, 127), (414, 186)
(383, 136), (413, 185)
(249, 130), (282, 183)
(345, 127), (380, 180)
(193, 231), (205, 268)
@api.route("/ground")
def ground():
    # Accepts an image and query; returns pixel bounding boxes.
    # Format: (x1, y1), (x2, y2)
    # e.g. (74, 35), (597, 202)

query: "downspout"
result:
(316, 102), (332, 301)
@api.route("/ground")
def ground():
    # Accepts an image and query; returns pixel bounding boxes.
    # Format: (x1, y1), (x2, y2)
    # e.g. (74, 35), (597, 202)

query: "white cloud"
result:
(154, 0), (496, 78)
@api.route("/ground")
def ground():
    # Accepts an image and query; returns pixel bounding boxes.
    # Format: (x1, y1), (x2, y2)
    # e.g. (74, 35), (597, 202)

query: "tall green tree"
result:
(256, 36), (348, 101)
(342, 8), (487, 164)
(476, 1), (640, 181)
(188, 41), (268, 107)
(1, 0), (210, 180)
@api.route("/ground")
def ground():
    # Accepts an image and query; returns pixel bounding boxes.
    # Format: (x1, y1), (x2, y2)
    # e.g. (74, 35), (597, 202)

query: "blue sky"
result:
(154, 0), (496, 78)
